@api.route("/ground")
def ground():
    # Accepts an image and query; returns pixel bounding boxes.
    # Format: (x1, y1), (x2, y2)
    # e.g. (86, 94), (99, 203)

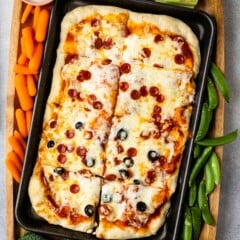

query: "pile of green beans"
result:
(181, 62), (238, 240)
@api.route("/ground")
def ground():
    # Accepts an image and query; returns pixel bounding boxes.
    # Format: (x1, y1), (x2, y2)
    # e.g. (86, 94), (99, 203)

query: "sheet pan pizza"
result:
(28, 5), (200, 239)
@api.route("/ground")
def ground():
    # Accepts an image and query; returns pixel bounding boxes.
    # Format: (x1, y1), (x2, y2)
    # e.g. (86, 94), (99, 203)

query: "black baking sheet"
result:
(15, 0), (216, 239)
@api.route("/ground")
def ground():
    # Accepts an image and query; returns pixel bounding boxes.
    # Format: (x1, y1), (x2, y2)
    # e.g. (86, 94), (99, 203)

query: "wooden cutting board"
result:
(5, 0), (224, 239)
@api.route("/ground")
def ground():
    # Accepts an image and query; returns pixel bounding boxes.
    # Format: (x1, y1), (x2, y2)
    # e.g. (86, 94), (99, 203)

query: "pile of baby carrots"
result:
(6, 4), (51, 183)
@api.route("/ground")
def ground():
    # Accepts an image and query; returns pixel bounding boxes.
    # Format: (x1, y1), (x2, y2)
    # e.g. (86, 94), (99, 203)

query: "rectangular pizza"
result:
(28, 5), (200, 239)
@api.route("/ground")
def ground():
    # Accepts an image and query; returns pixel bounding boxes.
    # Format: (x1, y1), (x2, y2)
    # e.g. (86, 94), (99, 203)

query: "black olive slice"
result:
(75, 121), (84, 130)
(84, 205), (95, 217)
(47, 140), (55, 148)
(147, 150), (160, 162)
(119, 169), (130, 179)
(136, 201), (147, 212)
(85, 158), (95, 167)
(133, 179), (141, 185)
(123, 157), (134, 168)
(53, 167), (65, 175)
(116, 128), (128, 141)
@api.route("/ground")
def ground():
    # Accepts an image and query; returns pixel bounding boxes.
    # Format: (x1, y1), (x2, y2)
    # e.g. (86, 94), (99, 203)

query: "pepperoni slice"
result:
(57, 154), (67, 164)
(105, 174), (117, 181)
(94, 37), (103, 49)
(91, 19), (100, 27)
(77, 70), (91, 81)
(140, 86), (148, 97)
(103, 37), (113, 50)
(174, 54), (185, 65)
(149, 86), (160, 97)
(93, 101), (103, 110)
(120, 63), (131, 74)
(123, 27), (131, 37)
(119, 81), (129, 91)
(131, 90), (141, 100)
(70, 184), (80, 194)
(154, 34), (164, 43)
(153, 105), (162, 113)
(156, 94), (165, 103)
(68, 89), (78, 98)
(57, 206), (70, 218)
(145, 170), (156, 184)
(127, 147), (137, 157)
(65, 54), (78, 64)
(88, 94), (97, 105)
(57, 144), (67, 153)
(76, 146), (87, 157)
(50, 120), (57, 128)
(65, 129), (75, 139)
(142, 48), (151, 58)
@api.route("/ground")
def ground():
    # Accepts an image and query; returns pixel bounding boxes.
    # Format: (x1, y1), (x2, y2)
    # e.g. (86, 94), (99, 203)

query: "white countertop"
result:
(0, 1), (239, 239)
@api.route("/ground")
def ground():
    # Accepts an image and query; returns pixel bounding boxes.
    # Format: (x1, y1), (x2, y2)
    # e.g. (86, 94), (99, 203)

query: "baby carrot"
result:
(17, 53), (27, 65)
(22, 27), (35, 59)
(33, 6), (41, 31)
(8, 135), (25, 163)
(26, 110), (33, 134)
(28, 43), (44, 71)
(7, 151), (23, 171)
(15, 108), (28, 138)
(14, 130), (27, 150)
(20, 36), (26, 55)
(15, 74), (34, 111)
(14, 64), (38, 75)
(5, 153), (22, 183)
(35, 9), (50, 42)
(21, 4), (33, 24)
(27, 74), (37, 96)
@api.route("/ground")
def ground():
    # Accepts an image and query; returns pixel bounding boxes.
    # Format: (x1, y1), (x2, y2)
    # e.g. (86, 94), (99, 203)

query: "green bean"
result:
(190, 207), (202, 240)
(204, 159), (215, 195)
(207, 77), (218, 110)
(193, 143), (202, 159)
(210, 62), (230, 102)
(195, 102), (213, 142)
(197, 180), (215, 225)
(188, 180), (197, 207)
(197, 129), (238, 146)
(189, 146), (213, 187)
(209, 151), (221, 184)
(182, 207), (193, 240)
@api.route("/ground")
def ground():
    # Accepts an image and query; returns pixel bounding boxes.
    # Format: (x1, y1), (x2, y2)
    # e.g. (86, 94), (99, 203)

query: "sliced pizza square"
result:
(38, 60), (120, 176)
(96, 180), (170, 239)
(58, 5), (129, 64)
(28, 162), (102, 233)
(123, 12), (200, 75)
